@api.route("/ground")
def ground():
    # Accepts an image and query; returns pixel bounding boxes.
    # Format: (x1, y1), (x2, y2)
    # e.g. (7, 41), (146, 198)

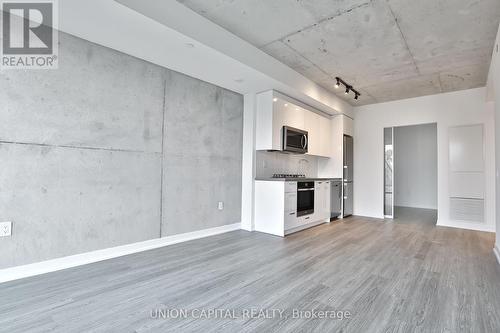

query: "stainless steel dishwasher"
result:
(330, 179), (342, 219)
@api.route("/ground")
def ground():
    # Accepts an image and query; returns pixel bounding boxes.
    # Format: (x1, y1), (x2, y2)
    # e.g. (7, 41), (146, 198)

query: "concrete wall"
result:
(353, 88), (495, 233)
(0, 32), (243, 269)
(394, 123), (438, 210)
(162, 71), (243, 235)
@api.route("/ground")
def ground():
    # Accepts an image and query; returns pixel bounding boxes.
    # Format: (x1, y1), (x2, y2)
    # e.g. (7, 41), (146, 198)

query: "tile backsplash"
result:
(256, 151), (319, 178)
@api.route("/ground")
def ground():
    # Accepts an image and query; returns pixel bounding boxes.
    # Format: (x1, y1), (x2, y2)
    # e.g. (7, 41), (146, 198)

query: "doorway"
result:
(384, 123), (438, 225)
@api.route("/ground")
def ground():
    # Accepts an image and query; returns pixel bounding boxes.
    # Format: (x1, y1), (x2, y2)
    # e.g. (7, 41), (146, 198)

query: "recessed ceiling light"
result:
(284, 103), (288, 107)
(273, 98), (278, 102)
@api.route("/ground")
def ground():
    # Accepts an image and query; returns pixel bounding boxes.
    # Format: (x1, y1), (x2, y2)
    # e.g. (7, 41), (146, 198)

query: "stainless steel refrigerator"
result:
(343, 135), (353, 217)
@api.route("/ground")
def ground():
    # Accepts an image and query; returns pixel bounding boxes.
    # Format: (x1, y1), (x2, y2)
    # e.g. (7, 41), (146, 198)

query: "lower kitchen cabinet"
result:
(254, 180), (331, 237)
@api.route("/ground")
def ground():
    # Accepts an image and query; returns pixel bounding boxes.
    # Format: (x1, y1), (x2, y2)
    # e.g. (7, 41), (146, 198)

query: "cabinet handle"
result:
(305, 217), (310, 220)
(289, 212), (295, 215)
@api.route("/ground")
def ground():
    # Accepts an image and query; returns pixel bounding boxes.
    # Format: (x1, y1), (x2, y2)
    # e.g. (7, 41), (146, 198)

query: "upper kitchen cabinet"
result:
(317, 114), (354, 179)
(319, 115), (332, 157)
(304, 111), (320, 155)
(255, 90), (331, 158)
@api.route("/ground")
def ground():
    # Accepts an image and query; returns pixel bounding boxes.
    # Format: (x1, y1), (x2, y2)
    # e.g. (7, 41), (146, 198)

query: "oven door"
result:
(297, 187), (314, 217)
(283, 126), (308, 154)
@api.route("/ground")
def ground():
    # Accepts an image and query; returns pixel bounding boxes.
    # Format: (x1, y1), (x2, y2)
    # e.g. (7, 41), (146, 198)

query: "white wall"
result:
(487, 24), (500, 254)
(496, 42), (500, 253)
(394, 124), (437, 210)
(353, 88), (495, 232)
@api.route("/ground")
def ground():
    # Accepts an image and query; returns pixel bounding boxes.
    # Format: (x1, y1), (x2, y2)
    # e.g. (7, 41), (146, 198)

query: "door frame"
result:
(384, 127), (394, 219)
(343, 134), (353, 217)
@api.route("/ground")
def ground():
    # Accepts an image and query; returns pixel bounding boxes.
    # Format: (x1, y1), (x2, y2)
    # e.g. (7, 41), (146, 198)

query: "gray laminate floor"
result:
(394, 206), (438, 226)
(1, 216), (499, 332)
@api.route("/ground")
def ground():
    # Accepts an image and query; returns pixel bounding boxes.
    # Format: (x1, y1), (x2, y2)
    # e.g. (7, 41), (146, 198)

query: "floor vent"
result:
(450, 198), (484, 223)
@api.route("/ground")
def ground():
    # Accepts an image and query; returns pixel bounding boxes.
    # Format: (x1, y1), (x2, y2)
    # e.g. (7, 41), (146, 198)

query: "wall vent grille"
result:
(450, 198), (484, 223)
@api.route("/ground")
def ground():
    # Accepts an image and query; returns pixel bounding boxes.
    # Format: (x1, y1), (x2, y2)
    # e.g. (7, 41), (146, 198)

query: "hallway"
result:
(393, 206), (438, 227)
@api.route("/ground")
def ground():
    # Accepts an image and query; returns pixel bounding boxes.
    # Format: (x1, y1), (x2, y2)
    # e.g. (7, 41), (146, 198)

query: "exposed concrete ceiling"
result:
(177, 0), (500, 105)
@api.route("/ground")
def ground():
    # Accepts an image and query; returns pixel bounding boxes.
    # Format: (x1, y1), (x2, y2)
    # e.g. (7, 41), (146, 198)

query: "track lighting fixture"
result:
(335, 77), (361, 101)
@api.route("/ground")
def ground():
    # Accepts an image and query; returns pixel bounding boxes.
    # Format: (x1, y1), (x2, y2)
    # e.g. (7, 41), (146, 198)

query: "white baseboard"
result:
(394, 205), (438, 210)
(494, 245), (500, 265)
(352, 213), (385, 220)
(436, 220), (495, 233)
(0, 222), (241, 284)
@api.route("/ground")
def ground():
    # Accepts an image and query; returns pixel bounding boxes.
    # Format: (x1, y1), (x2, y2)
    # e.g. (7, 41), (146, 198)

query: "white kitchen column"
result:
(241, 93), (257, 231)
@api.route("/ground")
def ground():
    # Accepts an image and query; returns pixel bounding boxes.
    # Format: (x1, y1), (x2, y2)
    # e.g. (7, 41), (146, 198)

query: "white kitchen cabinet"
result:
(307, 115), (331, 157)
(343, 115), (354, 137)
(255, 90), (332, 158)
(284, 191), (300, 230)
(314, 181), (331, 221)
(314, 181), (323, 222)
(285, 192), (297, 212)
(318, 114), (354, 182)
(254, 181), (300, 236)
(275, 102), (305, 131)
(256, 91), (306, 151)
(304, 111), (321, 156)
(319, 119), (332, 157)
(285, 210), (299, 229)
(284, 182), (300, 229)
(254, 180), (330, 237)
(322, 181), (331, 220)
(285, 181), (297, 193)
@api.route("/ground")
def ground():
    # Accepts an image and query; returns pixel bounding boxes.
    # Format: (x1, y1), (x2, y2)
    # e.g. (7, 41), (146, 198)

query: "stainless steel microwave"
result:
(282, 126), (308, 154)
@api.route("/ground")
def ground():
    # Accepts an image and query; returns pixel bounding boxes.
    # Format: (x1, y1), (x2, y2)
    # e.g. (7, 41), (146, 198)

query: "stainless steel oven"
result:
(283, 126), (308, 154)
(297, 181), (314, 217)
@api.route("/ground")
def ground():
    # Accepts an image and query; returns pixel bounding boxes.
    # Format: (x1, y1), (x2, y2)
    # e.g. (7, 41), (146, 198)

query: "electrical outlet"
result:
(0, 221), (12, 237)
(218, 201), (224, 210)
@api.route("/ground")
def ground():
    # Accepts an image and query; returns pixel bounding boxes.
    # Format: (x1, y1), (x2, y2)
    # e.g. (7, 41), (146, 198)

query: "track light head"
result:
(336, 77), (359, 101)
